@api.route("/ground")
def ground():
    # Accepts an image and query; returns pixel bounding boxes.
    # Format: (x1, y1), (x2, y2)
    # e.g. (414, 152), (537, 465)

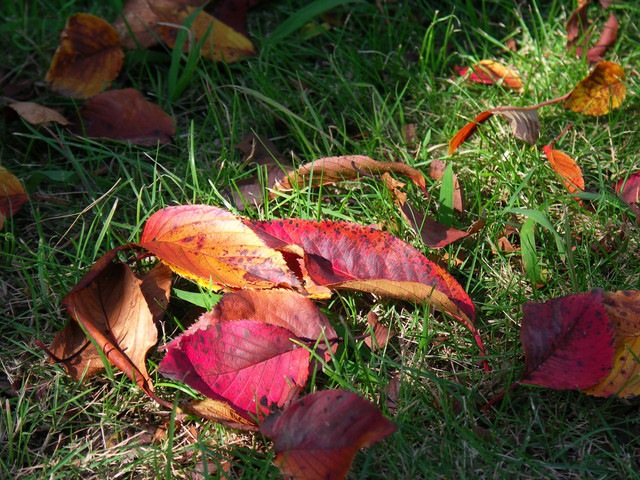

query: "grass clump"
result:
(1, 0), (639, 478)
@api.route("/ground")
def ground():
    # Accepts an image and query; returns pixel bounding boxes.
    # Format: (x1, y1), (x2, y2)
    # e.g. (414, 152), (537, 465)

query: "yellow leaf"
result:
(563, 61), (626, 116)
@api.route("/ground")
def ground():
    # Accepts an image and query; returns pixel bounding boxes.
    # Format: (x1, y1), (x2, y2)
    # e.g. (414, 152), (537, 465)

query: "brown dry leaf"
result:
(155, 5), (255, 62)
(8, 102), (71, 126)
(491, 106), (540, 145)
(114, 0), (165, 49)
(273, 155), (429, 197)
(47, 258), (171, 398)
(45, 13), (124, 99)
(563, 61), (626, 116)
(74, 88), (175, 145)
(542, 145), (585, 195)
(0, 166), (28, 230)
(364, 311), (393, 351)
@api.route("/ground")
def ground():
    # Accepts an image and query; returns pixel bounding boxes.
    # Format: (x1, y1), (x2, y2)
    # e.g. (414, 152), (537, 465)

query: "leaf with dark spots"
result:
(159, 319), (311, 420)
(520, 290), (616, 389)
(246, 217), (486, 360)
(139, 205), (302, 292)
(260, 390), (396, 480)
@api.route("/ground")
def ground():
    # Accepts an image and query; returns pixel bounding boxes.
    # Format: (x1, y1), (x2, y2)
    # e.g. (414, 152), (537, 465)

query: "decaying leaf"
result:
(46, 257), (171, 397)
(0, 167), (28, 230)
(273, 155), (429, 197)
(139, 205), (304, 292)
(457, 60), (524, 91)
(520, 290), (616, 389)
(542, 145), (585, 195)
(491, 106), (540, 145)
(73, 88), (175, 145)
(563, 61), (626, 116)
(155, 5), (255, 62)
(45, 13), (124, 99)
(260, 390), (396, 480)
(8, 102), (70, 126)
(180, 397), (259, 431)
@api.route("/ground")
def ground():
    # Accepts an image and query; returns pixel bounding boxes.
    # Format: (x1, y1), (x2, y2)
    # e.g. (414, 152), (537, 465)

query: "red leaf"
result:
(614, 172), (640, 204)
(587, 13), (619, 63)
(260, 390), (396, 480)
(159, 319), (311, 419)
(520, 290), (616, 389)
(448, 110), (493, 154)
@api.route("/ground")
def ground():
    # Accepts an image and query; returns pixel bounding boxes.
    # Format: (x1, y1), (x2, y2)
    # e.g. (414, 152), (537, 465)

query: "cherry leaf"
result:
(159, 319), (310, 419)
(0, 166), (28, 230)
(448, 110), (493, 154)
(563, 61), (626, 116)
(492, 106), (540, 145)
(542, 146), (585, 195)
(260, 390), (396, 480)
(520, 290), (616, 389)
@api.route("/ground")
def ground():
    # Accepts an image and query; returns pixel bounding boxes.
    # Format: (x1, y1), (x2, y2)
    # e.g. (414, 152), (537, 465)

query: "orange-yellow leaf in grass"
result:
(585, 291), (640, 398)
(260, 390), (396, 480)
(45, 13), (124, 99)
(8, 102), (70, 126)
(563, 61), (626, 116)
(46, 251), (171, 399)
(73, 89), (175, 145)
(155, 5), (255, 62)
(273, 155), (429, 197)
(459, 60), (523, 91)
(0, 166), (28, 230)
(542, 145), (585, 195)
(139, 205), (303, 292)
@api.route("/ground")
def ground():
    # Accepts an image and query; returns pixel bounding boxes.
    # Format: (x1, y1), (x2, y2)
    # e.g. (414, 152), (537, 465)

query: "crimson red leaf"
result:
(159, 319), (310, 419)
(520, 290), (616, 389)
(260, 390), (396, 480)
(614, 172), (640, 204)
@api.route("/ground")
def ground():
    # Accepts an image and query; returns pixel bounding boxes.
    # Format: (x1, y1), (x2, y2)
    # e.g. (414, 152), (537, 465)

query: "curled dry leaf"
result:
(0, 166), (28, 230)
(563, 61), (626, 116)
(542, 146), (585, 195)
(273, 155), (429, 197)
(73, 88), (175, 145)
(45, 13), (124, 99)
(458, 60), (524, 91)
(155, 5), (255, 62)
(260, 390), (396, 480)
(46, 256), (171, 398)
(520, 290), (615, 390)
(8, 102), (70, 126)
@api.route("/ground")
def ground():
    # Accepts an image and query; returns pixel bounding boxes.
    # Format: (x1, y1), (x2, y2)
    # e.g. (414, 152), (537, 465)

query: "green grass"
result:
(2, 0), (640, 478)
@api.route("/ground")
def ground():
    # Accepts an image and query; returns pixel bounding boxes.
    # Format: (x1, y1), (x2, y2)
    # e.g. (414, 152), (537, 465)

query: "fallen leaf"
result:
(587, 13), (619, 63)
(563, 61), (626, 116)
(0, 167), (28, 229)
(491, 106), (540, 145)
(364, 311), (393, 351)
(260, 390), (396, 480)
(156, 5), (255, 62)
(566, 0), (619, 63)
(542, 145), (585, 195)
(520, 290), (615, 389)
(246, 217), (485, 358)
(448, 110), (493, 155)
(458, 60), (523, 91)
(160, 318), (311, 419)
(401, 204), (469, 248)
(180, 397), (259, 431)
(139, 204), (303, 293)
(429, 160), (463, 212)
(73, 88), (175, 145)
(45, 13), (124, 99)
(8, 102), (70, 126)
(273, 155), (429, 197)
(47, 258), (171, 397)
(614, 172), (640, 204)
(114, 0), (162, 49)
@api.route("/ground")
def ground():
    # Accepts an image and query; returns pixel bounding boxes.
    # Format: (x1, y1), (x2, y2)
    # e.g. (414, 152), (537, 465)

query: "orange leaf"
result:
(542, 146), (585, 194)
(448, 110), (493, 154)
(0, 166), (28, 229)
(460, 60), (523, 91)
(47, 257), (171, 397)
(74, 88), (175, 145)
(139, 205), (303, 292)
(273, 155), (428, 197)
(563, 61), (626, 116)
(8, 102), (70, 126)
(155, 5), (255, 62)
(45, 13), (124, 99)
